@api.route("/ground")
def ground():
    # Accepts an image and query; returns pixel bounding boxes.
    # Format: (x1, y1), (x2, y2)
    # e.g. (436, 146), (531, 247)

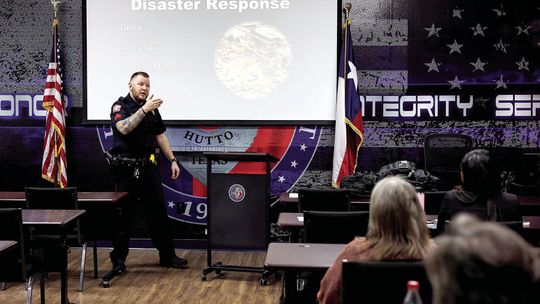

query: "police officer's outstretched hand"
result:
(171, 161), (180, 179)
(143, 94), (163, 114)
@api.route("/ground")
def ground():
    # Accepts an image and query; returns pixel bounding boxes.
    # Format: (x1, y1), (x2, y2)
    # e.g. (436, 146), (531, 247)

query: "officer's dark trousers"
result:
(110, 164), (176, 265)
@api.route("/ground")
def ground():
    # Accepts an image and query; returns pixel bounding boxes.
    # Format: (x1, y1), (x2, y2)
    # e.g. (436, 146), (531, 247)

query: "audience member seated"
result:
(426, 214), (540, 304)
(436, 149), (521, 234)
(317, 176), (433, 304)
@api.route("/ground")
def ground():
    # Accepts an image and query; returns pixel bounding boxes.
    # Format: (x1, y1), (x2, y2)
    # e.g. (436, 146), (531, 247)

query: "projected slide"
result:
(84, 0), (338, 123)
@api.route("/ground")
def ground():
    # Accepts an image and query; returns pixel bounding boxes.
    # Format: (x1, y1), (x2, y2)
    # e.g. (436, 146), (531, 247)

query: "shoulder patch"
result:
(112, 104), (122, 113)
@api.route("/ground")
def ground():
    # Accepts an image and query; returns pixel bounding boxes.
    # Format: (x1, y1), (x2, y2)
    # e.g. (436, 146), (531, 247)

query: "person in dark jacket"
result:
(436, 149), (521, 233)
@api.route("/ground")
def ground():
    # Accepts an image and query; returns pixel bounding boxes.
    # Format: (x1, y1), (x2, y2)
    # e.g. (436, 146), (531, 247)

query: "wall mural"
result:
(0, 0), (538, 236)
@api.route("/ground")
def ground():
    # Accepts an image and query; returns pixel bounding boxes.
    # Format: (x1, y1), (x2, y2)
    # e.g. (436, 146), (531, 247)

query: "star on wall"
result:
(168, 201), (175, 208)
(516, 25), (531, 36)
(299, 144), (307, 151)
(516, 57), (530, 71)
(424, 23), (442, 38)
(278, 176), (285, 183)
(447, 40), (463, 54)
(494, 75), (508, 89)
(471, 23), (487, 36)
(448, 76), (465, 90)
(470, 58), (487, 72)
(452, 8), (464, 19)
(493, 39), (509, 54)
(290, 160), (298, 168)
(493, 4), (506, 17)
(424, 58), (441, 73)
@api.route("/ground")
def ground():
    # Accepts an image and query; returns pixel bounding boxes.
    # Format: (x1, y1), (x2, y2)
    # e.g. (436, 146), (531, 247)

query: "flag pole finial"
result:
(51, 0), (61, 18)
(343, 2), (352, 19)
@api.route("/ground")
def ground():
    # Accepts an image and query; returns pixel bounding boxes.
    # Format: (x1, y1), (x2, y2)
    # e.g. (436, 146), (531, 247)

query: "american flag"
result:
(333, 16), (364, 188)
(41, 18), (67, 188)
(408, 0), (539, 91)
(349, 0), (539, 120)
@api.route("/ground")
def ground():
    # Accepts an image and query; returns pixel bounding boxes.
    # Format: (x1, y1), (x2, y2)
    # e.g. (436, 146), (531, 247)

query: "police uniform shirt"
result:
(110, 94), (166, 157)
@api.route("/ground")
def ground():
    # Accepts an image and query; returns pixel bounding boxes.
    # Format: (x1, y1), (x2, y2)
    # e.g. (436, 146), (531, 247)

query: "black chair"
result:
(424, 134), (472, 190)
(298, 188), (351, 212)
(341, 260), (432, 304)
(303, 210), (369, 244)
(423, 191), (447, 215)
(24, 187), (90, 291)
(0, 208), (45, 304)
(509, 152), (540, 195)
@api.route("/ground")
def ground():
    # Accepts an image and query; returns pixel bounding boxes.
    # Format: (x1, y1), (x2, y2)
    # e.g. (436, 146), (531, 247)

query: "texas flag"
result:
(332, 17), (364, 188)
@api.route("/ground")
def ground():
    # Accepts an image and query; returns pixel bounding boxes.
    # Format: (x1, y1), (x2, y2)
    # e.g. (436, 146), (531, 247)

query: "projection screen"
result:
(84, 0), (339, 124)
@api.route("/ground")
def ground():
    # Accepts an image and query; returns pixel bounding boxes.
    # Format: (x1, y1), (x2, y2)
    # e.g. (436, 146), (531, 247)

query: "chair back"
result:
(424, 134), (472, 190)
(25, 187), (78, 209)
(298, 188), (351, 212)
(0, 208), (27, 282)
(303, 210), (369, 244)
(24, 187), (83, 244)
(423, 191), (446, 215)
(341, 260), (432, 304)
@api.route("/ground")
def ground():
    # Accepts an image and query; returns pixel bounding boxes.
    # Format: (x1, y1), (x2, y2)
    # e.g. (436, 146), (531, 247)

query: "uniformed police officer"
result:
(108, 71), (187, 273)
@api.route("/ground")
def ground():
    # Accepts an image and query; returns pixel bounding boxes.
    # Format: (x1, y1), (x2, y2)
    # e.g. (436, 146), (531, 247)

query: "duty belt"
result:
(105, 152), (158, 179)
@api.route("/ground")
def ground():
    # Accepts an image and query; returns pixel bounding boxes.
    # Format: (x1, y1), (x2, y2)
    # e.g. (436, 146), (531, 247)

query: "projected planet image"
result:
(214, 21), (292, 100)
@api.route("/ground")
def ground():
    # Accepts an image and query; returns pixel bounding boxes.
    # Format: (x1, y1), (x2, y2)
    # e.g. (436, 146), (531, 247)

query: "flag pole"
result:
(51, 0), (61, 188)
(342, 3), (351, 95)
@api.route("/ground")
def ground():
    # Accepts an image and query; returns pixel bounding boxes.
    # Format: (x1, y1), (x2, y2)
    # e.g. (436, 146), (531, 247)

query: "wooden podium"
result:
(202, 152), (278, 283)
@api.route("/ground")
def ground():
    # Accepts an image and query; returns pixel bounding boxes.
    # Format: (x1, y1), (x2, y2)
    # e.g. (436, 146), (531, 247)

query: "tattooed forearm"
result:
(116, 108), (146, 135)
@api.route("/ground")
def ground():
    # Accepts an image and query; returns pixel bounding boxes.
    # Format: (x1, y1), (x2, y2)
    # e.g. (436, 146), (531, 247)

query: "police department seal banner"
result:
(97, 125), (321, 224)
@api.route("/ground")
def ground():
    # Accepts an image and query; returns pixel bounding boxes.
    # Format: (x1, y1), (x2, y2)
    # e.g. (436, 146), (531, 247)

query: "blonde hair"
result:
(364, 176), (431, 260)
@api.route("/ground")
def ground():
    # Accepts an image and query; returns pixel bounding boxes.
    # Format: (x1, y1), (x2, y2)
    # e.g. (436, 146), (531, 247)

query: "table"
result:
(0, 191), (128, 204)
(23, 209), (86, 304)
(265, 242), (345, 270)
(519, 197), (540, 215)
(276, 212), (305, 242)
(279, 192), (540, 214)
(0, 192), (129, 292)
(277, 212), (304, 228)
(0, 240), (17, 257)
(281, 212), (540, 229)
(523, 216), (540, 229)
(265, 242), (345, 304)
(279, 192), (370, 211)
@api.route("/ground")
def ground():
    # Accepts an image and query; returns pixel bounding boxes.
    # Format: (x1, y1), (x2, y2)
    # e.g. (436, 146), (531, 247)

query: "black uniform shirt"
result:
(110, 94), (166, 157)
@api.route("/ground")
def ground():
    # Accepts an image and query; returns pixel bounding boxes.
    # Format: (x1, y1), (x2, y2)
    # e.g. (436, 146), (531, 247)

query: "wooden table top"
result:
(523, 216), (540, 229)
(0, 191), (127, 203)
(279, 192), (370, 204)
(0, 240), (17, 257)
(280, 192), (540, 203)
(279, 212), (540, 230)
(265, 242), (345, 270)
(22, 209), (86, 226)
(277, 212), (304, 227)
